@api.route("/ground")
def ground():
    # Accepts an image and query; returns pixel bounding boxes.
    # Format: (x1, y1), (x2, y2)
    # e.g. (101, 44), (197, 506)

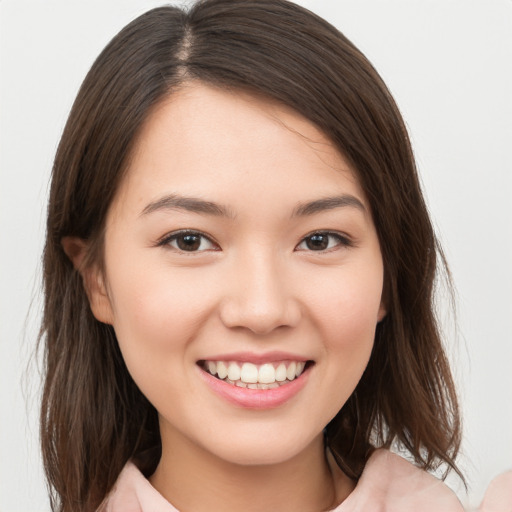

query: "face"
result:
(87, 83), (385, 466)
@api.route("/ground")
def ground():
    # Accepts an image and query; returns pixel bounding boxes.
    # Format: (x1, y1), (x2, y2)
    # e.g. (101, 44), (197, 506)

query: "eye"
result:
(160, 230), (218, 252)
(296, 231), (351, 252)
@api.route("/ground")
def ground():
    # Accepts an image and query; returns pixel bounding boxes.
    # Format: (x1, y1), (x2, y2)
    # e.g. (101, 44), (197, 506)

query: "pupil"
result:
(307, 234), (328, 250)
(178, 234), (201, 251)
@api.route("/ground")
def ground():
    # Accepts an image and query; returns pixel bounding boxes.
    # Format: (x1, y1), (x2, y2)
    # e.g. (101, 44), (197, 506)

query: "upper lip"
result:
(198, 351), (311, 364)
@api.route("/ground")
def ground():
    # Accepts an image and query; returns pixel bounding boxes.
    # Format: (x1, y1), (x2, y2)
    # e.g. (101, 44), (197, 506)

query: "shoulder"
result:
(479, 470), (512, 511)
(98, 462), (177, 512)
(334, 449), (464, 512)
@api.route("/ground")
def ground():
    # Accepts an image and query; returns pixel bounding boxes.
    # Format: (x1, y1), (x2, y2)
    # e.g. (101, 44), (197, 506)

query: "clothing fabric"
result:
(479, 471), (512, 512)
(101, 449), (464, 511)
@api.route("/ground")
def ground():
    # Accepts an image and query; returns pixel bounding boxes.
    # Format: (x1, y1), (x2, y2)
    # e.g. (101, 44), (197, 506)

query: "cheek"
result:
(304, 262), (383, 391)
(310, 265), (383, 342)
(106, 262), (214, 375)
(106, 279), (208, 414)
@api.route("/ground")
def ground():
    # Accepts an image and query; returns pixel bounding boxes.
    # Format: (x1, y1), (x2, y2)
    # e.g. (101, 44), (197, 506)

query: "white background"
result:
(1, 1), (511, 511)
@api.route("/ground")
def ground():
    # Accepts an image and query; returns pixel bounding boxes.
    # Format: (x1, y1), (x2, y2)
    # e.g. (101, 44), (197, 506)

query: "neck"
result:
(150, 430), (354, 512)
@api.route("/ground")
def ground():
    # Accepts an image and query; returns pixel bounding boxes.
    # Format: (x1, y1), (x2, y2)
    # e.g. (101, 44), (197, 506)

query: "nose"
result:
(218, 251), (302, 335)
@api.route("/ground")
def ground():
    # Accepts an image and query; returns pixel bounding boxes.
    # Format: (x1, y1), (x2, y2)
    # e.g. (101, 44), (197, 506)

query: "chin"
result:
(201, 427), (321, 467)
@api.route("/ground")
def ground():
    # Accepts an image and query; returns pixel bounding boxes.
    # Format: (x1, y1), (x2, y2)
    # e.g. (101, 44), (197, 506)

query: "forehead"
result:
(111, 83), (367, 218)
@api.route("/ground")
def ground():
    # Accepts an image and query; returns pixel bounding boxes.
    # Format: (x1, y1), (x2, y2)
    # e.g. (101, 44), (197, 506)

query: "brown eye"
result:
(163, 231), (217, 252)
(177, 234), (202, 251)
(305, 234), (329, 250)
(296, 232), (351, 252)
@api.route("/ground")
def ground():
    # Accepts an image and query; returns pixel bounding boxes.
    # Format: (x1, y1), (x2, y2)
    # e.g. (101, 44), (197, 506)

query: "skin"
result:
(65, 83), (386, 512)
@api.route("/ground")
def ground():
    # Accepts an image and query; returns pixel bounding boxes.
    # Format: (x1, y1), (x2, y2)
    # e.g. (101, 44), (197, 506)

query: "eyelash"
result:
(157, 230), (220, 253)
(295, 231), (353, 252)
(157, 230), (353, 253)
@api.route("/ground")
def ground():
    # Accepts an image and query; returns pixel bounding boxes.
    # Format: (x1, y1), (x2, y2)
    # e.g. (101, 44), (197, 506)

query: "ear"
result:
(377, 300), (387, 322)
(61, 236), (114, 325)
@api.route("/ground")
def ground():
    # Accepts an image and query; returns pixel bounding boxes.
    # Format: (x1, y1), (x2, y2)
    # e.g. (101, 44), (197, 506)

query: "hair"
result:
(40, 1), (462, 511)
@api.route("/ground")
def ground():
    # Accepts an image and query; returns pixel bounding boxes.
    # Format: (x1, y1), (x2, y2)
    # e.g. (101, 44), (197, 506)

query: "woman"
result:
(40, 1), (464, 510)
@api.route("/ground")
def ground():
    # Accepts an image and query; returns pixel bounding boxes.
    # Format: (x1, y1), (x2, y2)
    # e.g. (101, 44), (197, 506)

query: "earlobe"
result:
(61, 236), (114, 325)
(377, 301), (387, 322)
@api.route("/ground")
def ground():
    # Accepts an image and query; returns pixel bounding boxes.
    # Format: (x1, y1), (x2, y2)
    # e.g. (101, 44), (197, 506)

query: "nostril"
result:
(218, 283), (302, 334)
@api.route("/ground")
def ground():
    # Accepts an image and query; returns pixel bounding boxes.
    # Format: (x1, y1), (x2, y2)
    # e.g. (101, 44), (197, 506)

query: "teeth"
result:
(286, 362), (297, 381)
(241, 363), (258, 383)
(217, 361), (228, 379)
(275, 363), (287, 382)
(258, 363), (275, 384)
(203, 359), (308, 388)
(227, 362), (241, 381)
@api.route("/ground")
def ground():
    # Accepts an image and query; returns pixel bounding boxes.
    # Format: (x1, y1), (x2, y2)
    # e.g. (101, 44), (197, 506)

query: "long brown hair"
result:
(40, 1), (462, 510)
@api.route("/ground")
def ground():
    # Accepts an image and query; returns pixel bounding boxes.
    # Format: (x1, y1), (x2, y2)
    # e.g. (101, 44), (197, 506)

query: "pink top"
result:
(101, 449), (465, 511)
(479, 471), (512, 512)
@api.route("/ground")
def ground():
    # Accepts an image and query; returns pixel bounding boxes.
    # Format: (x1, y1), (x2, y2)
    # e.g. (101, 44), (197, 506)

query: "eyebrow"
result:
(292, 195), (366, 217)
(141, 193), (366, 218)
(141, 194), (235, 218)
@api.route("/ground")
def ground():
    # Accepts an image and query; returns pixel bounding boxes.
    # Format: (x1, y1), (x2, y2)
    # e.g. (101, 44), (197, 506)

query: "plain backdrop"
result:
(1, 1), (511, 511)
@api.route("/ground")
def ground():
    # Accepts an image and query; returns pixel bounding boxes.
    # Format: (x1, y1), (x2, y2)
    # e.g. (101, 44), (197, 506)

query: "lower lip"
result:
(198, 365), (311, 409)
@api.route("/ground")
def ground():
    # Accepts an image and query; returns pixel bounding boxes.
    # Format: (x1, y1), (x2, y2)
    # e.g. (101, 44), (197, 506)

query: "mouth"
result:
(197, 359), (314, 390)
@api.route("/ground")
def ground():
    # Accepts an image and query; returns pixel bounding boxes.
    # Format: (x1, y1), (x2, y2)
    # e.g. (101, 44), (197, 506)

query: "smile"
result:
(197, 352), (314, 409)
(200, 360), (308, 389)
